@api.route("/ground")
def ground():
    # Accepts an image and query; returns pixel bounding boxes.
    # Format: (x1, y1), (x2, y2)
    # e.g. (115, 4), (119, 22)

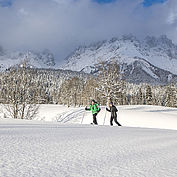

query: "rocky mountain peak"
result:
(62, 35), (177, 84)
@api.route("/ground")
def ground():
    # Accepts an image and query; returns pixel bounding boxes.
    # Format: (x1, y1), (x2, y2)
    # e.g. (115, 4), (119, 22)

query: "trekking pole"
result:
(81, 110), (86, 124)
(117, 110), (122, 126)
(103, 109), (107, 125)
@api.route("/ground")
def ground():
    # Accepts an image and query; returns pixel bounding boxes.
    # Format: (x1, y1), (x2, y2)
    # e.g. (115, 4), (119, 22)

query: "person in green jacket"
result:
(85, 100), (101, 125)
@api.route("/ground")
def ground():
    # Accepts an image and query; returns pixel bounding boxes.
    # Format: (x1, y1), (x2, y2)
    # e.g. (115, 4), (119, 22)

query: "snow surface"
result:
(0, 105), (177, 177)
(24, 105), (177, 130)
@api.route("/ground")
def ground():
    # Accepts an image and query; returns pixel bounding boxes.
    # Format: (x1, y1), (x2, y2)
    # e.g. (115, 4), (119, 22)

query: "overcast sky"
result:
(0, 0), (177, 63)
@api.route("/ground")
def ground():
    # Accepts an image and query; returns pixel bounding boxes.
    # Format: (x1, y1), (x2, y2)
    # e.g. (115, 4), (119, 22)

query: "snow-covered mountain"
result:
(1, 35), (177, 84)
(0, 47), (55, 70)
(62, 35), (177, 84)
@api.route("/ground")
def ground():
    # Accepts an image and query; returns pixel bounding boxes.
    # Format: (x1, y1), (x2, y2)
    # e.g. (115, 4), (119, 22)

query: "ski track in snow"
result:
(0, 124), (177, 177)
(56, 109), (85, 123)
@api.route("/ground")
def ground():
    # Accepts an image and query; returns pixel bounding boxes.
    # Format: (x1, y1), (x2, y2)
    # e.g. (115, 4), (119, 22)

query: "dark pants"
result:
(110, 116), (121, 126)
(93, 114), (98, 125)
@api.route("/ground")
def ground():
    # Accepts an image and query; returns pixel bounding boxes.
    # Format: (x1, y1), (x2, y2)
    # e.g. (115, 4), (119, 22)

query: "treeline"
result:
(0, 61), (88, 119)
(58, 62), (177, 108)
(0, 60), (176, 114)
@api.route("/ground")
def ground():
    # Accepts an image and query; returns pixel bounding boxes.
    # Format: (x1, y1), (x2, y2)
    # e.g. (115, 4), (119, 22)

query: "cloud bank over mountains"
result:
(0, 0), (177, 61)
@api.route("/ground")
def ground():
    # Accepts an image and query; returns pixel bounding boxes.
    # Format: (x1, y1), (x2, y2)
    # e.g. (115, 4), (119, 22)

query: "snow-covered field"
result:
(33, 105), (177, 130)
(0, 105), (177, 177)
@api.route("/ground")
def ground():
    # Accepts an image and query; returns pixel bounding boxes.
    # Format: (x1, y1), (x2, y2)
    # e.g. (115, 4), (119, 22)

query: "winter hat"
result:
(110, 102), (113, 105)
(92, 99), (95, 103)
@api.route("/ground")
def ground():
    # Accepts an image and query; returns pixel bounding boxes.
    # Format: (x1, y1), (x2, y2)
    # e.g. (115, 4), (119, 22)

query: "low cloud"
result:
(0, 0), (177, 62)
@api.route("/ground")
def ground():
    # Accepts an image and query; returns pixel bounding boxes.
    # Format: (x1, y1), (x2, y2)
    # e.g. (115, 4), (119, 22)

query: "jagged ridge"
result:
(62, 34), (177, 84)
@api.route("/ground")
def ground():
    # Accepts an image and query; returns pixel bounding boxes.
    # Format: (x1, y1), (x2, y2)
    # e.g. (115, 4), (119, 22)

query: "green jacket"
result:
(87, 103), (100, 115)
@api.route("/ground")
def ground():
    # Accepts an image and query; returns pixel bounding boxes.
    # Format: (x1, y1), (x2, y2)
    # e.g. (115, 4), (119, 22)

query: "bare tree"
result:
(59, 77), (84, 107)
(81, 78), (101, 105)
(1, 60), (40, 119)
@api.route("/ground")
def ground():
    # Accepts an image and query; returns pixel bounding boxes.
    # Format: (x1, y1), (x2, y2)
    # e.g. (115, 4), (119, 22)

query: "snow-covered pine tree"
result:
(164, 83), (177, 107)
(96, 60), (123, 105)
(136, 88), (143, 105)
(145, 85), (153, 105)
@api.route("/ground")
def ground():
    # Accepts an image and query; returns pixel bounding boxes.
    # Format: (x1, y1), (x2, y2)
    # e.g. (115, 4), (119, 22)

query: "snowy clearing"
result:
(6, 104), (176, 130)
(0, 105), (177, 177)
(1, 105), (177, 130)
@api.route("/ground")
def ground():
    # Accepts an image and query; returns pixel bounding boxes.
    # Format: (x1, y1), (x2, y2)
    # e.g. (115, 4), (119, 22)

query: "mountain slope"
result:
(62, 35), (177, 84)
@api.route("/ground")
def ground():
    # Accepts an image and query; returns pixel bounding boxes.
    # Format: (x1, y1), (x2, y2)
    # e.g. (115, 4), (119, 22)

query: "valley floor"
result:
(35, 105), (177, 130)
(0, 105), (177, 177)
